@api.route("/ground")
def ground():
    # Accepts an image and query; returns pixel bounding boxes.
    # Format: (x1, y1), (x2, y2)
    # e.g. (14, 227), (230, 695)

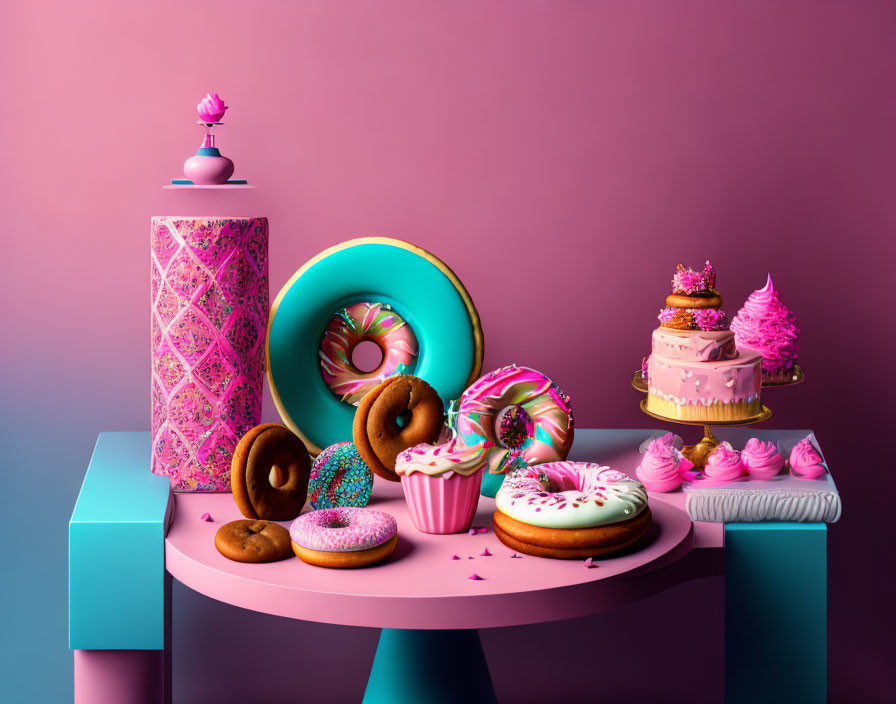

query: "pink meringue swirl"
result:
(730, 274), (799, 378)
(741, 438), (784, 480)
(636, 441), (683, 492)
(703, 442), (745, 482)
(197, 92), (228, 123)
(789, 436), (826, 479)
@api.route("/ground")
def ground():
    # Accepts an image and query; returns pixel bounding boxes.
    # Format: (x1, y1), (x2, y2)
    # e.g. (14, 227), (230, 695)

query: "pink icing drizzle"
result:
(730, 274), (800, 377)
(741, 438), (784, 480)
(289, 507), (397, 552)
(789, 436), (826, 480)
(703, 442), (746, 482)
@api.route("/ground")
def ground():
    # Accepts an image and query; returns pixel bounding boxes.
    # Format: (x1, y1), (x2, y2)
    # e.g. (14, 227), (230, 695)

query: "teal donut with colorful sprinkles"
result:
(309, 442), (373, 509)
(267, 238), (484, 454)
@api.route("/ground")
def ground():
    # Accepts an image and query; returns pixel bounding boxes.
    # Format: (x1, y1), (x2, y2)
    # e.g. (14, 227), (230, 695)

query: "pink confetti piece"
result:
(478, 527), (488, 534)
(467, 573), (483, 581)
(480, 548), (492, 557)
(200, 512), (212, 522)
(583, 558), (598, 568)
(451, 554), (461, 560)
(468, 528), (477, 536)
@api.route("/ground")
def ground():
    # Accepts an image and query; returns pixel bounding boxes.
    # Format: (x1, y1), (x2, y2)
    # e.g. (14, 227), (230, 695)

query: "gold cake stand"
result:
(631, 366), (801, 468)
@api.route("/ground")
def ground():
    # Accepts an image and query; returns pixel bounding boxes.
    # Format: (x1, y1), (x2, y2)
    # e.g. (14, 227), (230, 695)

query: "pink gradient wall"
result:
(2, 1), (894, 701)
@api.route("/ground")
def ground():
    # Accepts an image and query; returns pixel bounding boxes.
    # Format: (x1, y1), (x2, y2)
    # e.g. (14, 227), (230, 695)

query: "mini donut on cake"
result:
(493, 462), (651, 559)
(231, 423), (311, 521)
(290, 507), (398, 568)
(353, 375), (444, 481)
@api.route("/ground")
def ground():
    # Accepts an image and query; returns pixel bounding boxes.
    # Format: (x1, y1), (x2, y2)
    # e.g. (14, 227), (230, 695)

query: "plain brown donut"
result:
(665, 292), (722, 309)
(492, 508), (652, 559)
(231, 423), (311, 521)
(353, 375), (444, 481)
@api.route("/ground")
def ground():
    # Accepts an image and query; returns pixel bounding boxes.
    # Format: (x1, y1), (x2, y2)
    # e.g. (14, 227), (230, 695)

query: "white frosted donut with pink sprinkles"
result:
(496, 462), (648, 529)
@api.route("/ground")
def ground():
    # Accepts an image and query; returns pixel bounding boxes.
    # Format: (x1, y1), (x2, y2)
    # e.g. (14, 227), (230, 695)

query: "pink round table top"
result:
(165, 474), (695, 630)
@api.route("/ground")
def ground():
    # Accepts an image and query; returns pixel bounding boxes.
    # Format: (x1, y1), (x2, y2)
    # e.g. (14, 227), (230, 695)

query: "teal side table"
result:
(725, 523), (827, 704)
(69, 432), (172, 704)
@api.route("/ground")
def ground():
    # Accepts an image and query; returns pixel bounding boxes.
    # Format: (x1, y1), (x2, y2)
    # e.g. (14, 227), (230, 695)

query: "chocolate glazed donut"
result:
(353, 375), (444, 481)
(231, 423), (311, 521)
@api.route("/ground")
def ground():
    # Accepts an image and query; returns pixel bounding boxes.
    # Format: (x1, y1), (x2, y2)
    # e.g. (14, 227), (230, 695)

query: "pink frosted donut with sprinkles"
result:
(318, 301), (418, 406)
(290, 507), (398, 568)
(453, 365), (574, 475)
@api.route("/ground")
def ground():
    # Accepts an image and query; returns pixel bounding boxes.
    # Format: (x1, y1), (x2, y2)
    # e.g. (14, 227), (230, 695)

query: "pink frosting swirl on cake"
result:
(703, 442), (745, 481)
(636, 441), (683, 492)
(789, 436), (826, 479)
(730, 274), (799, 378)
(740, 438), (784, 480)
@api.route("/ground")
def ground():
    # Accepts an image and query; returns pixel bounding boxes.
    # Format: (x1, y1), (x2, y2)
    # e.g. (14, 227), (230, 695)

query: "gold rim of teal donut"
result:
(266, 237), (484, 455)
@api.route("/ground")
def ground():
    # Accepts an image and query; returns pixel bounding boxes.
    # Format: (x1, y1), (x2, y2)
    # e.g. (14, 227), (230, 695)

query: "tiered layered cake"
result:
(645, 262), (762, 422)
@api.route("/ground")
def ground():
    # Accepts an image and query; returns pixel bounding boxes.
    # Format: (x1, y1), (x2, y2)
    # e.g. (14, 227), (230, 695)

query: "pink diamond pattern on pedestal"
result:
(151, 217), (268, 491)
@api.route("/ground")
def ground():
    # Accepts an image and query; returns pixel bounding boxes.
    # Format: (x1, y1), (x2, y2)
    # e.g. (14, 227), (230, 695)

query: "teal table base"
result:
(725, 523), (827, 704)
(364, 629), (497, 704)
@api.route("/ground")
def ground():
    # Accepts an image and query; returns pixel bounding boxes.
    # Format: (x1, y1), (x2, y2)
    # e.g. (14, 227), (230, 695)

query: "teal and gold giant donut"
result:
(267, 238), (483, 454)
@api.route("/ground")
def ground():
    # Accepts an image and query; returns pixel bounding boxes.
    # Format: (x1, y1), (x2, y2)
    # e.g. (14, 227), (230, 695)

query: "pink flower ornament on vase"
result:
(183, 92), (235, 185)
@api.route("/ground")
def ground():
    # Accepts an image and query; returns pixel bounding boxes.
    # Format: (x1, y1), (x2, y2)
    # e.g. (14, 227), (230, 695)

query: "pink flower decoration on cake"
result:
(197, 92), (228, 123)
(730, 274), (800, 381)
(671, 265), (706, 294)
(789, 436), (826, 480)
(703, 442), (745, 482)
(741, 438), (784, 480)
(658, 307), (678, 324)
(693, 308), (728, 331)
(702, 261), (717, 290)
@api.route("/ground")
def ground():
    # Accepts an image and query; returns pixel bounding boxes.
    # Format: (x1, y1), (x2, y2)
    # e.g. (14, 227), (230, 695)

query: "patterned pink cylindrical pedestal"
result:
(150, 217), (269, 491)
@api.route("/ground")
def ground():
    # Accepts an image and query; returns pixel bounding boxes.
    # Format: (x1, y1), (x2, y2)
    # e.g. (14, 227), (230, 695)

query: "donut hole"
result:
(351, 339), (384, 373)
(394, 409), (413, 430)
(326, 519), (351, 529)
(269, 465), (286, 488)
(494, 405), (534, 449)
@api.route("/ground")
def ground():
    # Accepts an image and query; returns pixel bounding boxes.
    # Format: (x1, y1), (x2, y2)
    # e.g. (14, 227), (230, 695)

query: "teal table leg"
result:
(363, 629), (497, 704)
(725, 523), (827, 704)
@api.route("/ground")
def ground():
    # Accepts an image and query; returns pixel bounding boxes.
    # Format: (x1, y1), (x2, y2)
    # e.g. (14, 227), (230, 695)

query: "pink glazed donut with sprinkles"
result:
(319, 301), (418, 406)
(452, 365), (574, 496)
(290, 507), (398, 568)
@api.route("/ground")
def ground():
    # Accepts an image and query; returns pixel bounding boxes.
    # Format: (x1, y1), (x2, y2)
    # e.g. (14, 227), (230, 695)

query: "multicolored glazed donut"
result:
(452, 365), (574, 496)
(319, 301), (418, 405)
(493, 462), (651, 559)
(308, 441), (373, 509)
(290, 507), (398, 568)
